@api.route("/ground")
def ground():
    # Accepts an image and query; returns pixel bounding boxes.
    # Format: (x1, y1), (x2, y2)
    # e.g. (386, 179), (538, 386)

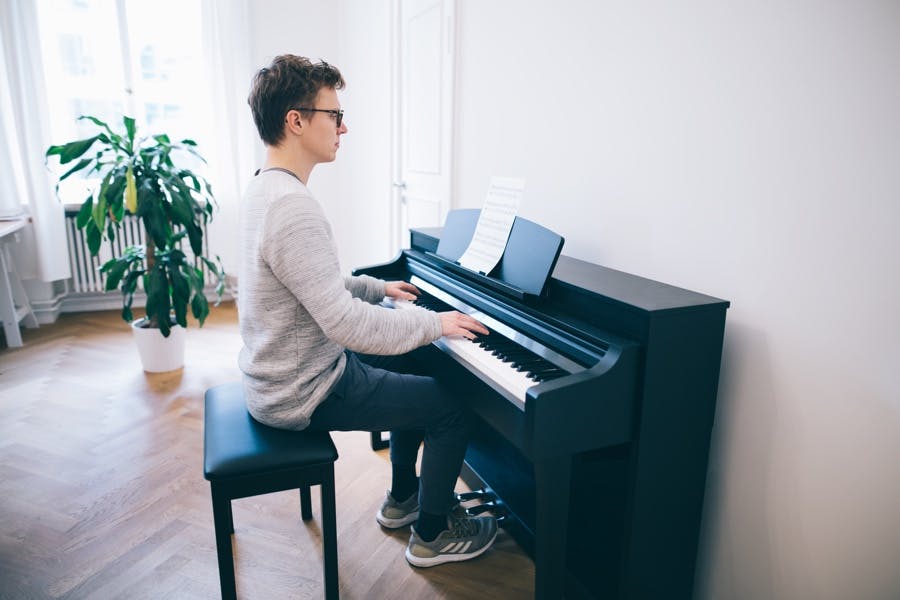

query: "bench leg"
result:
(211, 488), (237, 600)
(300, 485), (313, 521)
(369, 431), (389, 450)
(321, 467), (339, 600)
(225, 498), (234, 534)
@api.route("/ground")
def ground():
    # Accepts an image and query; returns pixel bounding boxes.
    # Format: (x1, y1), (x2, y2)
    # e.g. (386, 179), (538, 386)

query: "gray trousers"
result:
(306, 350), (467, 515)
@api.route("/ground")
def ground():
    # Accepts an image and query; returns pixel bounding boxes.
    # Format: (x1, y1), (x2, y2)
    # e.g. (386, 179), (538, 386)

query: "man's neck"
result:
(263, 146), (312, 185)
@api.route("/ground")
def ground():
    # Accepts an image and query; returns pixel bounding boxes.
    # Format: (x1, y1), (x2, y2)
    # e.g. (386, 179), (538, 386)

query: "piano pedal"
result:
(465, 501), (498, 516)
(456, 488), (496, 503)
(465, 501), (508, 527)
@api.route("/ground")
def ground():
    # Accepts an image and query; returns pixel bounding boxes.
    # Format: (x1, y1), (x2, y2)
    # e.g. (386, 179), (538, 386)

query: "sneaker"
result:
(405, 515), (498, 567)
(376, 490), (420, 528)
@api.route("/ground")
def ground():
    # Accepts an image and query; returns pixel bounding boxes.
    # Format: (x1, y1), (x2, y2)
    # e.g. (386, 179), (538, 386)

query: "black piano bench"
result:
(202, 383), (339, 600)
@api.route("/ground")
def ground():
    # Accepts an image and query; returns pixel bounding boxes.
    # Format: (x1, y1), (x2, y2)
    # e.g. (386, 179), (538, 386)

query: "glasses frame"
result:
(291, 107), (344, 128)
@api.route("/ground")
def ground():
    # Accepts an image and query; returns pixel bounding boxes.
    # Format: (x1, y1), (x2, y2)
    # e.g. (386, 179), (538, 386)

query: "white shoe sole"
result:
(376, 509), (419, 529)
(404, 527), (499, 568)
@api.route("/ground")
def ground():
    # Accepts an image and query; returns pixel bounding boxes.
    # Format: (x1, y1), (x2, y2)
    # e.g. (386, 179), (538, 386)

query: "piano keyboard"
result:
(390, 277), (584, 409)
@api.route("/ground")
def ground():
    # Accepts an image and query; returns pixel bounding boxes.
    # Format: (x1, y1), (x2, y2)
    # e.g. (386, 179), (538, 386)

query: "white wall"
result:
(452, 1), (900, 598)
(252, 1), (900, 597)
(334, 1), (394, 270)
(248, 0), (393, 274)
(247, 0), (342, 257)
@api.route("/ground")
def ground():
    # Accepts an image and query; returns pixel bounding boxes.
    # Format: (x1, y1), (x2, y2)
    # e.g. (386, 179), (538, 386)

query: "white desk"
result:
(0, 217), (38, 347)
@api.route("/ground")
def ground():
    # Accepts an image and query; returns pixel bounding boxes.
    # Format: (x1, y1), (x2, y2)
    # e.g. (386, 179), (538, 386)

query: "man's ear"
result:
(285, 109), (304, 136)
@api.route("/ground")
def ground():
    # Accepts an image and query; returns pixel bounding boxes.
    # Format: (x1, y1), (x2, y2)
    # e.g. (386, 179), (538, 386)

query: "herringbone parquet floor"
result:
(0, 303), (533, 599)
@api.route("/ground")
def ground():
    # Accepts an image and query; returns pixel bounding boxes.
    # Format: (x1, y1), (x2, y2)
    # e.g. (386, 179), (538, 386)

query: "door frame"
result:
(389, 0), (458, 253)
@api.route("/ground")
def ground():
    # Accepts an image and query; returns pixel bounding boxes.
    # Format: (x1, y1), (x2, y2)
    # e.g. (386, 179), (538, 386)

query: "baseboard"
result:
(30, 293), (65, 325)
(60, 288), (233, 315)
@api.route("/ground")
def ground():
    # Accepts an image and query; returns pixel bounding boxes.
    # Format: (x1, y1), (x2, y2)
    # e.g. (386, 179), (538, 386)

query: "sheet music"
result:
(457, 177), (524, 275)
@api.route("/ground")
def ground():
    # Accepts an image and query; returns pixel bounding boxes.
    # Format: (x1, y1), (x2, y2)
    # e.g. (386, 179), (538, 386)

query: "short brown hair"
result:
(248, 55), (345, 146)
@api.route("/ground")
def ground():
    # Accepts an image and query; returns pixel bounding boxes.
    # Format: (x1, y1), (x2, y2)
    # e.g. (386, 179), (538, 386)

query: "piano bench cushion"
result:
(203, 382), (338, 481)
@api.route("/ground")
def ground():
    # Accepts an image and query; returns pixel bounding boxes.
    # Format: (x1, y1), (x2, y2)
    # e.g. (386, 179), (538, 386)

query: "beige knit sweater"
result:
(237, 170), (442, 429)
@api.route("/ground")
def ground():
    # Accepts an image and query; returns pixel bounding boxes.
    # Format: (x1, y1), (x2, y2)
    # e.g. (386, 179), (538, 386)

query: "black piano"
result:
(354, 210), (729, 599)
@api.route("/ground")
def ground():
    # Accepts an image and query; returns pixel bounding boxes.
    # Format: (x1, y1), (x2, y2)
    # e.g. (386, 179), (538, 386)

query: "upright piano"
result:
(354, 211), (729, 599)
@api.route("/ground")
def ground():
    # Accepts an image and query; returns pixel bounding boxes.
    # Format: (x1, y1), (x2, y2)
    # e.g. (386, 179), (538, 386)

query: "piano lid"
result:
(412, 225), (729, 316)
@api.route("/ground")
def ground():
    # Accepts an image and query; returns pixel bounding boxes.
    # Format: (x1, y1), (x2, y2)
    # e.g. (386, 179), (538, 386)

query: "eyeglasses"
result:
(291, 107), (344, 128)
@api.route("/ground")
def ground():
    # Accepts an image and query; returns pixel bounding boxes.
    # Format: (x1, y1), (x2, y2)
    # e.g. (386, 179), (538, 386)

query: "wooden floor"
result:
(0, 303), (534, 599)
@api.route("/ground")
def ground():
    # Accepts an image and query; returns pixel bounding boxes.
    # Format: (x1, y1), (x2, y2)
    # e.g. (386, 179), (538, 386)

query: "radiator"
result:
(64, 212), (211, 295)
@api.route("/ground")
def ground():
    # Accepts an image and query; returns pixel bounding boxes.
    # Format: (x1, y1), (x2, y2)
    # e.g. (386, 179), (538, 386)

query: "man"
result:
(239, 54), (497, 567)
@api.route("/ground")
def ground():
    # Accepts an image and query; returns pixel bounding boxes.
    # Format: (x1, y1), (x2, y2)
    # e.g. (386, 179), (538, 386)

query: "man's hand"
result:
(385, 280), (420, 301)
(439, 311), (489, 340)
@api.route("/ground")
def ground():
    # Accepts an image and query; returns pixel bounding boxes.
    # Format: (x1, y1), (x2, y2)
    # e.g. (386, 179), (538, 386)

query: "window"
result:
(37, 0), (207, 206)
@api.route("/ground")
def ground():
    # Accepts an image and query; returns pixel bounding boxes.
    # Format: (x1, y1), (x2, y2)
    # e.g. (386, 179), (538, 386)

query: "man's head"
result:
(248, 55), (345, 147)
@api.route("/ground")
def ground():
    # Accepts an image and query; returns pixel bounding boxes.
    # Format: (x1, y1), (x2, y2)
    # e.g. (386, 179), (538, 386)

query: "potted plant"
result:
(46, 114), (225, 372)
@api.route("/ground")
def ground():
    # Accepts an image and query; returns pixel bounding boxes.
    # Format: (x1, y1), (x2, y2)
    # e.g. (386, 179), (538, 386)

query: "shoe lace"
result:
(446, 515), (479, 538)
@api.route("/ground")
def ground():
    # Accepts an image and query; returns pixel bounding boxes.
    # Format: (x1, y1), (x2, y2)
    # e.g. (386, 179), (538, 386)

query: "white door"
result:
(391, 0), (456, 251)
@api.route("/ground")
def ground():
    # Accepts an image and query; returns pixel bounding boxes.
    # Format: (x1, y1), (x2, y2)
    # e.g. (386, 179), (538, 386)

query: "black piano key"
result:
(412, 289), (572, 383)
(505, 350), (533, 360)
(530, 369), (567, 382)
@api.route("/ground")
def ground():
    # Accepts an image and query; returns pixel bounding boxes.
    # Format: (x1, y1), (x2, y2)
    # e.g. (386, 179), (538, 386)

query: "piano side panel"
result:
(526, 344), (641, 459)
(567, 445), (634, 599)
(620, 306), (728, 600)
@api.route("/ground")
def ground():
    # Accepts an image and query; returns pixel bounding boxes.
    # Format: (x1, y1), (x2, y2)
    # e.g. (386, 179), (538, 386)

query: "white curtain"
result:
(0, 0), (70, 282)
(200, 0), (259, 281)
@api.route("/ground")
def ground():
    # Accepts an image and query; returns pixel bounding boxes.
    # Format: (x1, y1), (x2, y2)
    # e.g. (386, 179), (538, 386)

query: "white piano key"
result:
(436, 335), (537, 406)
(408, 276), (583, 373)
(393, 296), (537, 407)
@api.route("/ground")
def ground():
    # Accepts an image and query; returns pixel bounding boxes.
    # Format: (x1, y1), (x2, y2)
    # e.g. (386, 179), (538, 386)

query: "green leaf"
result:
(158, 316), (171, 338)
(110, 196), (125, 222)
(91, 193), (107, 234)
(180, 139), (197, 146)
(104, 169), (126, 217)
(76, 196), (93, 229)
(143, 273), (155, 316)
(180, 172), (200, 192)
(78, 115), (115, 137)
(78, 116), (124, 149)
(182, 264), (203, 292)
(145, 265), (171, 336)
(102, 258), (128, 291)
(86, 222), (102, 255)
(59, 158), (92, 181)
(122, 269), (143, 295)
(123, 116), (136, 144)
(191, 292), (209, 326)
(181, 144), (208, 164)
(170, 267), (189, 328)
(47, 136), (100, 164)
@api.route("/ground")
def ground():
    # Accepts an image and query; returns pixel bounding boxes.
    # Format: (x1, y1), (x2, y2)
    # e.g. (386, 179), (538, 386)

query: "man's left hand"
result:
(385, 280), (420, 301)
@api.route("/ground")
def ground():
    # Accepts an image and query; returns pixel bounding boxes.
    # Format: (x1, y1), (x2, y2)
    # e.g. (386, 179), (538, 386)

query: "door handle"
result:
(392, 181), (407, 189)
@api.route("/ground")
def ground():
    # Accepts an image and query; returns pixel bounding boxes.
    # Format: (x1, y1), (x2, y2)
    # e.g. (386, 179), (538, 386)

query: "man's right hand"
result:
(439, 311), (489, 340)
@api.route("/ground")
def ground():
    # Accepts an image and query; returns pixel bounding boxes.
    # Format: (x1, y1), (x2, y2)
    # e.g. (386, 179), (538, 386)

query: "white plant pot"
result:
(131, 318), (186, 372)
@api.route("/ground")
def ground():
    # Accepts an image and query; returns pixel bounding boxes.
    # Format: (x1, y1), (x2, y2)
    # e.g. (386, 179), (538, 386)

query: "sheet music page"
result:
(457, 177), (524, 275)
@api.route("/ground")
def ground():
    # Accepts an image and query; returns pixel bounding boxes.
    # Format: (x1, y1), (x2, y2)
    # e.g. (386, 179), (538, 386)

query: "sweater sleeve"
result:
(260, 193), (442, 355)
(343, 274), (387, 304)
